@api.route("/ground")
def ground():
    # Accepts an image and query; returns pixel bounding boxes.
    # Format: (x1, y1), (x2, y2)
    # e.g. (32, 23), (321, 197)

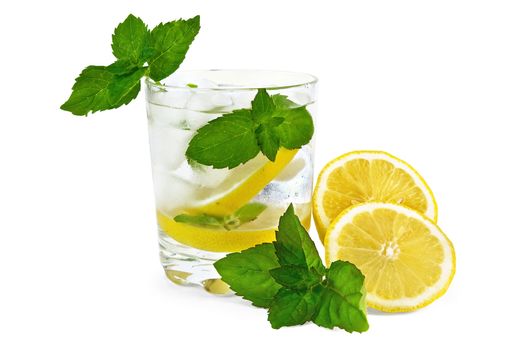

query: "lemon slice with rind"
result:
(158, 204), (311, 252)
(313, 151), (437, 242)
(325, 202), (455, 312)
(193, 148), (298, 216)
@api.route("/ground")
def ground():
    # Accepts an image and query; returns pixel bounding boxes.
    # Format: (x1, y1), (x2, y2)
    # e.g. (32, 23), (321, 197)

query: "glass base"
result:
(159, 230), (232, 294)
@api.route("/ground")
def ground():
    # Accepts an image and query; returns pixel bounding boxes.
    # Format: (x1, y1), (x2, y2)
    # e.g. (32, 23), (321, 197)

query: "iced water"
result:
(148, 100), (312, 220)
(147, 78), (313, 221)
(145, 72), (316, 288)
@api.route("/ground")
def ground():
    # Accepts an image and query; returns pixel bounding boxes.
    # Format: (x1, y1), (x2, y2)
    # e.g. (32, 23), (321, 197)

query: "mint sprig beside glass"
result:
(61, 14), (200, 116)
(214, 205), (369, 333)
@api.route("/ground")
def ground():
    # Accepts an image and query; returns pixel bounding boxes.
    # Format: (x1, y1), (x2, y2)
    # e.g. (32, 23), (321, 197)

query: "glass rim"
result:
(145, 69), (318, 91)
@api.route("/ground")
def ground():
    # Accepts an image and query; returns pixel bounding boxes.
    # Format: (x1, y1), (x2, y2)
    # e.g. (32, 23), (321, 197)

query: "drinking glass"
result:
(145, 70), (317, 293)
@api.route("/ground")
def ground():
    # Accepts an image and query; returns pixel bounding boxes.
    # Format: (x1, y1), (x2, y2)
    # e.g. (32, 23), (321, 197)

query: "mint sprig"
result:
(174, 202), (267, 230)
(186, 90), (314, 169)
(214, 205), (369, 333)
(61, 14), (200, 116)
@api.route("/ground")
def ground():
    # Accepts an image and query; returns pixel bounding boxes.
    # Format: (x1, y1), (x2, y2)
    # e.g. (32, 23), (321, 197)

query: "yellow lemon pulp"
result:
(325, 202), (455, 312)
(195, 148), (298, 216)
(157, 209), (311, 253)
(313, 151), (437, 242)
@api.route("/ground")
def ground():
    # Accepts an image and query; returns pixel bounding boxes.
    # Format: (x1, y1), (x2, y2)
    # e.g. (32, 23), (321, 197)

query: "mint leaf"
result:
(107, 67), (147, 106)
(268, 287), (322, 329)
(61, 65), (146, 116)
(231, 203), (267, 224)
(61, 66), (114, 116)
(214, 243), (281, 308)
(147, 16), (200, 81)
(275, 106), (314, 149)
(175, 202), (267, 230)
(269, 265), (321, 290)
(173, 213), (223, 229)
(107, 59), (138, 75)
(272, 94), (299, 109)
(185, 110), (259, 169)
(251, 89), (274, 122)
(111, 14), (150, 65)
(273, 205), (325, 276)
(256, 123), (280, 161)
(313, 261), (369, 333)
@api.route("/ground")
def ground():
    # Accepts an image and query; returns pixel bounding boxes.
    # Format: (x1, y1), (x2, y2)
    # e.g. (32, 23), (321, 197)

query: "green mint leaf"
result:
(267, 287), (322, 329)
(107, 67), (147, 107)
(273, 205), (325, 276)
(313, 261), (369, 333)
(107, 59), (138, 75)
(173, 213), (224, 229)
(111, 14), (150, 65)
(186, 110), (260, 169)
(232, 203), (267, 224)
(256, 123), (280, 161)
(174, 203), (267, 230)
(251, 89), (275, 123)
(214, 243), (281, 308)
(269, 265), (321, 290)
(61, 66), (114, 116)
(147, 16), (200, 81)
(61, 65), (146, 116)
(275, 106), (314, 149)
(272, 94), (300, 109)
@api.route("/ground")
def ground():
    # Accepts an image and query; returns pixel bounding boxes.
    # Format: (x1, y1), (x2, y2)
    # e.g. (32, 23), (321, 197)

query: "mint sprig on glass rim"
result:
(61, 14), (200, 116)
(185, 89), (314, 169)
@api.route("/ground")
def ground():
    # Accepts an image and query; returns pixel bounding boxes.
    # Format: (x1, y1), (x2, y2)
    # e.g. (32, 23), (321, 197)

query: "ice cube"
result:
(288, 91), (314, 106)
(229, 90), (257, 109)
(152, 170), (199, 217)
(254, 148), (313, 203)
(173, 160), (230, 189)
(186, 91), (233, 112)
(147, 103), (189, 128)
(148, 124), (194, 170)
(148, 88), (191, 109)
(147, 103), (221, 131)
(275, 156), (306, 182)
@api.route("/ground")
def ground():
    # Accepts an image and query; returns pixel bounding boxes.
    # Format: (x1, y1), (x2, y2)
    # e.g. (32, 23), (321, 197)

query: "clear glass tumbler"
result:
(145, 70), (317, 293)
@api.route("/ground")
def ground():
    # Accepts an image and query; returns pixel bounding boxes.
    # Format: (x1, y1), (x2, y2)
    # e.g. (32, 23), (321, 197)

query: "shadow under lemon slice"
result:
(157, 208), (311, 252)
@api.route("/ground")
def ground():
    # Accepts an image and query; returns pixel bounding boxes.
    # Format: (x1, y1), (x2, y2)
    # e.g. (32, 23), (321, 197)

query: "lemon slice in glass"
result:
(193, 148), (298, 216)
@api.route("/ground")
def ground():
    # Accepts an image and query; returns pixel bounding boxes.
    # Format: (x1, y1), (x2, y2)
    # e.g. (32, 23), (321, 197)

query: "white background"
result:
(1, 0), (525, 348)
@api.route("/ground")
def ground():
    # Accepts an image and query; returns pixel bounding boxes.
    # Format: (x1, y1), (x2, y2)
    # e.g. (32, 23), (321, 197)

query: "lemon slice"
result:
(325, 202), (455, 312)
(313, 151), (437, 241)
(157, 204), (311, 252)
(194, 148), (298, 216)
